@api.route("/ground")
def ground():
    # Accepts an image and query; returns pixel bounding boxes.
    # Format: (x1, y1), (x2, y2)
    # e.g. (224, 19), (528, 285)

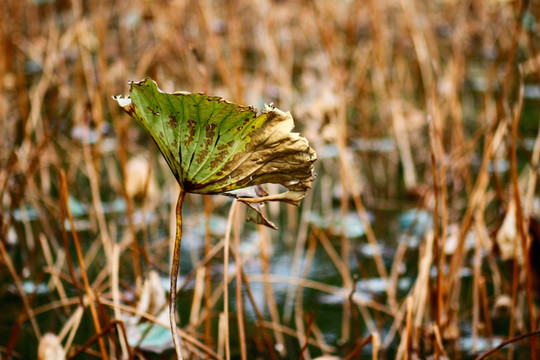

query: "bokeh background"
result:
(1, 0), (540, 359)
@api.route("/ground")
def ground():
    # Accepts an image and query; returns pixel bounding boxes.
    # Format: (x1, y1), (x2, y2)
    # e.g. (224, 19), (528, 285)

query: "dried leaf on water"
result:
(124, 270), (173, 353)
(495, 200), (522, 262)
(38, 333), (65, 360)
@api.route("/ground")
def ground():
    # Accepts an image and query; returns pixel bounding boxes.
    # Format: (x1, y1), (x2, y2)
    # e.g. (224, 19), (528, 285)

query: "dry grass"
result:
(1, 0), (540, 359)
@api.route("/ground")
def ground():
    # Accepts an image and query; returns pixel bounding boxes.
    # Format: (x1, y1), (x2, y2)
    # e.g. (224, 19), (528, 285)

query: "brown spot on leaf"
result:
(196, 149), (208, 164)
(209, 148), (230, 170)
(185, 119), (196, 146)
(147, 106), (159, 116)
(172, 139), (178, 148)
(205, 123), (216, 139)
(202, 123), (217, 149)
(168, 115), (178, 129)
(217, 140), (235, 151)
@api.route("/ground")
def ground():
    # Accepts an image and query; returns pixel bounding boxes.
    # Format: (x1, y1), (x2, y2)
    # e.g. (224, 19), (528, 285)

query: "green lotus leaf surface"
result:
(114, 78), (316, 206)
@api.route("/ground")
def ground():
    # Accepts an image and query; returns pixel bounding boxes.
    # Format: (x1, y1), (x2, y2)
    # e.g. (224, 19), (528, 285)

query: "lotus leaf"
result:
(114, 78), (316, 207)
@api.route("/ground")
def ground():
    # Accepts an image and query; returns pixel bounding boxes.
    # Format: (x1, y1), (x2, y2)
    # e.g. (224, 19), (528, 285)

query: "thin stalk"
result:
(233, 208), (247, 360)
(295, 234), (317, 360)
(237, 260), (279, 360)
(479, 276), (494, 350)
(59, 170), (108, 360)
(509, 239), (520, 360)
(510, 77), (536, 359)
(431, 85), (449, 344)
(402, 296), (414, 360)
(343, 334), (373, 360)
(340, 184), (351, 343)
(475, 329), (540, 360)
(223, 200), (238, 360)
(472, 220), (483, 353)
(429, 119), (441, 346)
(204, 195), (212, 358)
(117, 119), (142, 288)
(259, 223), (286, 357)
(67, 320), (132, 360)
(170, 189), (187, 360)
(299, 312), (315, 360)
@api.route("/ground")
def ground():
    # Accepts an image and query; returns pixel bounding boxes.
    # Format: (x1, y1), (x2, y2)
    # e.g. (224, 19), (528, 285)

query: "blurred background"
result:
(1, 0), (540, 359)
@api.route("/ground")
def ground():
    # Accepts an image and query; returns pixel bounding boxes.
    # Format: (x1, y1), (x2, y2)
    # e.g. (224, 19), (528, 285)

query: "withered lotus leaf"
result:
(114, 78), (317, 210)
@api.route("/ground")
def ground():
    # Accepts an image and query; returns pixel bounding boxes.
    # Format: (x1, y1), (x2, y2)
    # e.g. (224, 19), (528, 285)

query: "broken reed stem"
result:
(509, 244), (520, 360)
(510, 77), (537, 359)
(430, 86), (449, 341)
(59, 191), (84, 307)
(472, 220), (484, 353)
(348, 275), (360, 357)
(117, 119), (143, 289)
(170, 189), (187, 360)
(233, 207), (247, 360)
(343, 334), (373, 360)
(296, 234), (317, 360)
(59, 170), (108, 360)
(340, 183), (351, 343)
(66, 319), (132, 360)
(432, 325), (449, 359)
(298, 312), (315, 360)
(479, 276), (494, 349)
(309, 321), (332, 357)
(139, 166), (153, 267)
(428, 118), (441, 342)
(403, 296), (413, 360)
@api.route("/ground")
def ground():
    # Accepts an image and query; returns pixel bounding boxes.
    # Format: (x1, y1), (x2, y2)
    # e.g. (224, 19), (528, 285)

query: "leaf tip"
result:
(113, 94), (135, 114)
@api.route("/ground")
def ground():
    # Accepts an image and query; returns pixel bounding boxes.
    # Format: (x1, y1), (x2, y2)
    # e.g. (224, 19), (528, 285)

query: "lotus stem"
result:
(170, 189), (187, 360)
